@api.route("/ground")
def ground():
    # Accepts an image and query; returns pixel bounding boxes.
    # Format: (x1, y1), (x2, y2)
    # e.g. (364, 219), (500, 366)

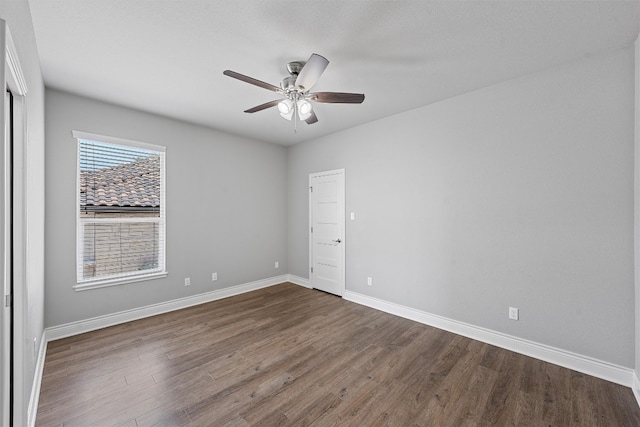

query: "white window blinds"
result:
(74, 131), (166, 289)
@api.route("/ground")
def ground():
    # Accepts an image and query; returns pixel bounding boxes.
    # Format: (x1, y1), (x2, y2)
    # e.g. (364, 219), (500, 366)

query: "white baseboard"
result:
(46, 275), (288, 342)
(633, 372), (640, 408)
(343, 290), (635, 388)
(286, 274), (311, 288)
(27, 332), (47, 427)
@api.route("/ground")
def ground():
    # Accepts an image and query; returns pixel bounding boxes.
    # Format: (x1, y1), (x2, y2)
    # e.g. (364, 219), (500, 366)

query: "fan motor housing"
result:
(282, 60), (308, 91)
(280, 75), (296, 90)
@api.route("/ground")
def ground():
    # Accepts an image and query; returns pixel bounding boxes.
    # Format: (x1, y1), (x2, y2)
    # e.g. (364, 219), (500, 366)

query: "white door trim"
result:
(309, 168), (345, 296)
(0, 19), (29, 427)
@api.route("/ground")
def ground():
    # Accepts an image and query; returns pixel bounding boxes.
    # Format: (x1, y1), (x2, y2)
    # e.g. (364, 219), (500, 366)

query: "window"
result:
(73, 131), (166, 290)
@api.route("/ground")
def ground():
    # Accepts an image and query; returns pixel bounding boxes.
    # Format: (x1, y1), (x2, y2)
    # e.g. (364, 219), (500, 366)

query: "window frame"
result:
(73, 130), (167, 291)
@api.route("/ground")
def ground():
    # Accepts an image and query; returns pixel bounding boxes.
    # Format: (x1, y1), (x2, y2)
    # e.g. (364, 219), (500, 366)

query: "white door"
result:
(309, 169), (345, 296)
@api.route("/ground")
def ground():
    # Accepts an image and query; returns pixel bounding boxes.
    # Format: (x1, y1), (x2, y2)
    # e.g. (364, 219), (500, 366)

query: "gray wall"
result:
(45, 89), (288, 326)
(0, 0), (46, 422)
(289, 46), (635, 367)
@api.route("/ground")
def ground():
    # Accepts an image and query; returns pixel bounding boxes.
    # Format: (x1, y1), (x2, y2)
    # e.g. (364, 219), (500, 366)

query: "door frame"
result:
(0, 20), (28, 427)
(308, 168), (345, 296)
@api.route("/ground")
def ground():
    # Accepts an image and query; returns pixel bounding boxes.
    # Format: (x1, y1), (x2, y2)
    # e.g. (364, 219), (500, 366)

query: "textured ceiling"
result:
(29, 0), (640, 146)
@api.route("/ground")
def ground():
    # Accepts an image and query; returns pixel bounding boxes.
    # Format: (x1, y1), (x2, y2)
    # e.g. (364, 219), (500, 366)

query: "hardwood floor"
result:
(36, 283), (640, 426)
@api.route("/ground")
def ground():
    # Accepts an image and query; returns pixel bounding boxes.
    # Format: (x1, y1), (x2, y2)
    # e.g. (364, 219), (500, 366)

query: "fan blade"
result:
(244, 99), (281, 113)
(305, 110), (318, 125)
(312, 92), (365, 104)
(294, 54), (329, 91)
(223, 70), (280, 92)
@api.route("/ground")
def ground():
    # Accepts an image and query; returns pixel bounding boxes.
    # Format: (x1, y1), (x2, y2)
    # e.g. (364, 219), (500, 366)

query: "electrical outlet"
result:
(367, 277), (372, 286)
(184, 277), (191, 286)
(275, 261), (279, 268)
(509, 307), (519, 320)
(212, 272), (217, 281)
(350, 212), (356, 220)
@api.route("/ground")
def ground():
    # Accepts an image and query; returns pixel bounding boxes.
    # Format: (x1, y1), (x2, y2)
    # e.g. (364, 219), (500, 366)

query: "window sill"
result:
(74, 271), (168, 292)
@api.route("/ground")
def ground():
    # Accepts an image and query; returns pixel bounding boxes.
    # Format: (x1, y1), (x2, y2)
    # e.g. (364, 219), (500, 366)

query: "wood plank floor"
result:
(36, 283), (640, 426)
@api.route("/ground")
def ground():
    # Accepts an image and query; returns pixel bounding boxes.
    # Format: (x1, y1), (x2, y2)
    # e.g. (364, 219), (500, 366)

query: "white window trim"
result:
(73, 271), (169, 292)
(73, 131), (167, 291)
(72, 130), (167, 153)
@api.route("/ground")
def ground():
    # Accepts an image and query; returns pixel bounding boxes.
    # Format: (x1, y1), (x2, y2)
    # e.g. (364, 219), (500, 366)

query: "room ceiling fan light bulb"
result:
(278, 99), (293, 114)
(298, 99), (312, 115)
(297, 99), (312, 120)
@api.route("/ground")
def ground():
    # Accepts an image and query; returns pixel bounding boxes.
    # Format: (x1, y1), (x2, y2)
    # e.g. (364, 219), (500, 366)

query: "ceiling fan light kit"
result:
(278, 99), (293, 115)
(278, 99), (294, 120)
(297, 99), (312, 120)
(223, 53), (365, 130)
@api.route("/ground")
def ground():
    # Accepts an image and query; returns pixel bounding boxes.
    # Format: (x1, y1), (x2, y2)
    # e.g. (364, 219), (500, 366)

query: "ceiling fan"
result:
(223, 53), (365, 127)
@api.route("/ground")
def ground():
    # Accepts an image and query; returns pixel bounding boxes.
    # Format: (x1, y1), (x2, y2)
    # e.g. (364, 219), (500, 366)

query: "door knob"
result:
(333, 239), (341, 243)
